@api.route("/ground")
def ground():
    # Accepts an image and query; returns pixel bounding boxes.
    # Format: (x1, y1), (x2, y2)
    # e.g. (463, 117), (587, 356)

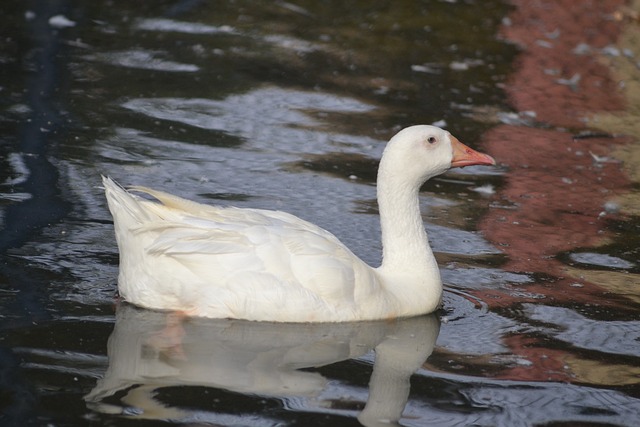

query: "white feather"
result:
(103, 125), (495, 322)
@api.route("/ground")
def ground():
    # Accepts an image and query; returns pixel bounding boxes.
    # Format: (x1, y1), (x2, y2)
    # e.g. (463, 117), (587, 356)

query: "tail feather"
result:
(102, 175), (153, 226)
(128, 184), (210, 216)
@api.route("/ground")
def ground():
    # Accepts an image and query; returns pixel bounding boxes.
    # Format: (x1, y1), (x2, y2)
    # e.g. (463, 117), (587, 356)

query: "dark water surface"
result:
(1, 1), (639, 426)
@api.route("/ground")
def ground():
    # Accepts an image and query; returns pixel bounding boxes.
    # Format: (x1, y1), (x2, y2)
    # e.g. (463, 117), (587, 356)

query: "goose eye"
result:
(427, 136), (437, 144)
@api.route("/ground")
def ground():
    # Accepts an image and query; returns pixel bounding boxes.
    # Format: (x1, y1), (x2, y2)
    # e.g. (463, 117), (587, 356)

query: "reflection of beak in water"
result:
(85, 303), (440, 425)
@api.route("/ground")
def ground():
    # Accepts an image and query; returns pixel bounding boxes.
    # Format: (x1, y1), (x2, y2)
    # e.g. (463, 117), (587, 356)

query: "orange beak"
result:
(450, 136), (496, 168)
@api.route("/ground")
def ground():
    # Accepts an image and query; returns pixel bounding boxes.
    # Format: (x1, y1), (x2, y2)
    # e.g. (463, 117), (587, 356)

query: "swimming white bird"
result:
(103, 125), (495, 322)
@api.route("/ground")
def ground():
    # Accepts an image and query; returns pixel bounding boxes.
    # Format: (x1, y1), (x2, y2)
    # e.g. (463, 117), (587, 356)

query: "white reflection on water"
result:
(569, 252), (635, 270)
(133, 18), (237, 35)
(84, 49), (200, 73)
(442, 266), (532, 289)
(411, 375), (640, 427)
(526, 304), (640, 357)
(85, 49), (200, 72)
(120, 87), (378, 155)
(439, 291), (519, 355)
(85, 304), (440, 426)
(133, 17), (319, 54)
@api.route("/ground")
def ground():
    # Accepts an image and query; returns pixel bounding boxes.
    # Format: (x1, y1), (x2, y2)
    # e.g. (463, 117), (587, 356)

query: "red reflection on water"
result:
(480, 125), (630, 307)
(467, 0), (635, 383)
(500, 0), (626, 129)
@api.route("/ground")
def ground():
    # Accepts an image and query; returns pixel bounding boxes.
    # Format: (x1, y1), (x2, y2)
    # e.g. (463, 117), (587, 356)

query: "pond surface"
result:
(1, 1), (639, 426)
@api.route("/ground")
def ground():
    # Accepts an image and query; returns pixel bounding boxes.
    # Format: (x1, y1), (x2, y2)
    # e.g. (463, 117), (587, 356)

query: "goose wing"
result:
(103, 177), (380, 320)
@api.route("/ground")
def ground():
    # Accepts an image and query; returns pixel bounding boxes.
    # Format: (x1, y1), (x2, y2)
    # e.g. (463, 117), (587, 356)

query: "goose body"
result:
(103, 125), (495, 322)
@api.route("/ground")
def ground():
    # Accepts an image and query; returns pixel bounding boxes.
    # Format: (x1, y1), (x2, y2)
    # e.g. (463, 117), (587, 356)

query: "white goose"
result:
(103, 125), (495, 322)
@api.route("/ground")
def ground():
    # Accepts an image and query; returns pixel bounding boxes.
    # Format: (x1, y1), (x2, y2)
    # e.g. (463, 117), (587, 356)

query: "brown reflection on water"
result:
(501, 0), (627, 128)
(480, 125), (633, 310)
(454, 0), (640, 385)
(479, 0), (637, 308)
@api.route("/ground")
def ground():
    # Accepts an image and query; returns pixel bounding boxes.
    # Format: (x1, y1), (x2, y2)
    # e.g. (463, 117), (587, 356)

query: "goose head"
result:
(379, 125), (496, 187)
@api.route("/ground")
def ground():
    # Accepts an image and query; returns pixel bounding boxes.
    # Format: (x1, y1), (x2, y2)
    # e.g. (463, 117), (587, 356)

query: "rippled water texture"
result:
(1, 1), (639, 426)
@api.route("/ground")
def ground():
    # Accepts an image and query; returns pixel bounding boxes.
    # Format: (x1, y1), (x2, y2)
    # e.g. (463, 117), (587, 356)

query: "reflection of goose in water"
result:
(85, 303), (440, 426)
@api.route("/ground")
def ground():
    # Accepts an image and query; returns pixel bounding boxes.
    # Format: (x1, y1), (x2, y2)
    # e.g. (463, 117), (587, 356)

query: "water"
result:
(1, 1), (639, 426)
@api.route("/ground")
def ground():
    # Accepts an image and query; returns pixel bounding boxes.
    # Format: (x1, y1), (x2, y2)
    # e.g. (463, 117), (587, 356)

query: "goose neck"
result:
(376, 171), (432, 271)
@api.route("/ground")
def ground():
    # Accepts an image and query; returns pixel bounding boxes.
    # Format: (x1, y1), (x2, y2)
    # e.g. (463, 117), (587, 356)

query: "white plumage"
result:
(103, 125), (495, 322)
